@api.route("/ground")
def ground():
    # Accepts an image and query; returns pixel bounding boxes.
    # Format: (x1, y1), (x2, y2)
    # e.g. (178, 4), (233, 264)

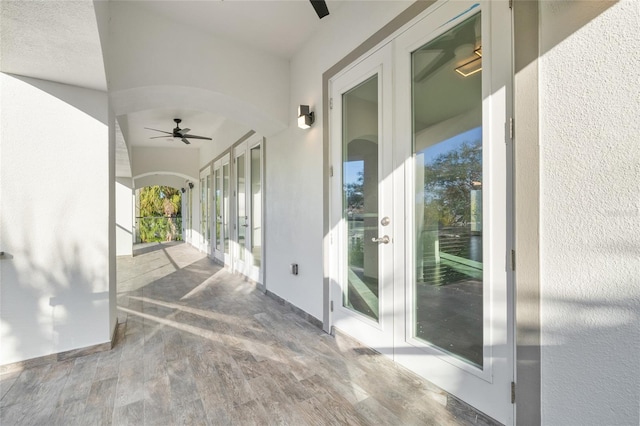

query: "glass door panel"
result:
(200, 177), (205, 240)
(412, 13), (483, 368)
(250, 145), (262, 268)
(206, 174), (211, 245)
(394, 2), (513, 423)
(223, 163), (230, 256)
(330, 42), (394, 356)
(213, 155), (230, 265)
(236, 153), (246, 262)
(214, 167), (222, 252)
(342, 75), (379, 322)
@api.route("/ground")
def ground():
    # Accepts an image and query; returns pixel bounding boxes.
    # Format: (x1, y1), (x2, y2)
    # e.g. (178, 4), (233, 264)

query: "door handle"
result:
(371, 235), (390, 244)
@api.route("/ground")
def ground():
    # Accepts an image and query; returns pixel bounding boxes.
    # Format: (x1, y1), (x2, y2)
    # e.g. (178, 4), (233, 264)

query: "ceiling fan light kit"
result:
(144, 118), (212, 145)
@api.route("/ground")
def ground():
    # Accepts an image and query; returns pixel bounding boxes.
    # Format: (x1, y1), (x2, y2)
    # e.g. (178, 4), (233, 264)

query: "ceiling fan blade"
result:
(149, 135), (172, 139)
(310, 0), (329, 19)
(180, 128), (191, 134)
(181, 137), (191, 145)
(183, 134), (212, 140)
(144, 127), (172, 135)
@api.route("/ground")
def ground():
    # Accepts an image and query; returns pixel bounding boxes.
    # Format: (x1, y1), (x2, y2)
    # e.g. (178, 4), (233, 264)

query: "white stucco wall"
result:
(0, 74), (111, 365)
(539, 1), (640, 424)
(265, 1), (412, 320)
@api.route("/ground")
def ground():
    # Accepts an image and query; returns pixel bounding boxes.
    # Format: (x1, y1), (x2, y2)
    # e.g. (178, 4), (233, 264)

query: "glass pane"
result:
(206, 175), (211, 243)
(412, 14), (483, 367)
(200, 177), (206, 242)
(251, 145), (262, 268)
(215, 168), (221, 251)
(237, 154), (246, 261)
(342, 75), (379, 322)
(223, 163), (230, 255)
(188, 189), (192, 238)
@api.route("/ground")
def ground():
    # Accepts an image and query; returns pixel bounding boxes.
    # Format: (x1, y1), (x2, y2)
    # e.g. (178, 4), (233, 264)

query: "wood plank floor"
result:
(0, 242), (498, 425)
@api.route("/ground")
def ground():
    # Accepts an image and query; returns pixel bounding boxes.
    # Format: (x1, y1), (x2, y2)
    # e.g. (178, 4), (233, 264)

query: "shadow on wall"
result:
(515, 0), (618, 73)
(6, 73), (108, 125)
(0, 74), (111, 366)
(518, 280), (640, 424)
(0, 229), (110, 366)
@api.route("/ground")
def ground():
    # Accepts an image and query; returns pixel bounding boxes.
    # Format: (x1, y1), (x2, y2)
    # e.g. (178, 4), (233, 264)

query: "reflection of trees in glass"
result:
(344, 170), (364, 213)
(139, 186), (182, 242)
(423, 139), (482, 228)
(345, 169), (365, 268)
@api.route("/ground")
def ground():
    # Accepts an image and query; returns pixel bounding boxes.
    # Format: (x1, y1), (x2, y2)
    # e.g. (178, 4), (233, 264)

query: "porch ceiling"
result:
(0, 0), (345, 160)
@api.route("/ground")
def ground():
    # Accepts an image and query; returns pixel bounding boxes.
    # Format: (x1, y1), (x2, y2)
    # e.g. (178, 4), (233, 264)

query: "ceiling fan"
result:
(145, 118), (212, 145)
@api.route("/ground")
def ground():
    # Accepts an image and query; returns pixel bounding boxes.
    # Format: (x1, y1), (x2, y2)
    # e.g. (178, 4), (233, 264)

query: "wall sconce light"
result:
(181, 187), (186, 193)
(188, 182), (194, 189)
(298, 105), (315, 129)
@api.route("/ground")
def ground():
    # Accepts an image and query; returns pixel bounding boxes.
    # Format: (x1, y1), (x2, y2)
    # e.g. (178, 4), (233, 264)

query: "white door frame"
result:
(233, 140), (248, 275)
(231, 135), (263, 282)
(213, 153), (231, 266)
(329, 43), (395, 356)
(199, 166), (212, 255)
(328, 1), (514, 424)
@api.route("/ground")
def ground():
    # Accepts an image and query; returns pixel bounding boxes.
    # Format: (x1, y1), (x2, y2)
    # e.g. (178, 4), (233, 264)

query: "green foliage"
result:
(344, 170), (364, 212)
(423, 139), (482, 227)
(138, 186), (182, 242)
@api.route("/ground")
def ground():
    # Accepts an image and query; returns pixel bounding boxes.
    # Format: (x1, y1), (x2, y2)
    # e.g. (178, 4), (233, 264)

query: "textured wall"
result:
(539, 1), (640, 424)
(265, 1), (410, 320)
(0, 75), (111, 365)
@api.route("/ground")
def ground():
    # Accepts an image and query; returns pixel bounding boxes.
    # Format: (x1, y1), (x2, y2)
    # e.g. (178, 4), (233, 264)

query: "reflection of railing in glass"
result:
(412, 12), (483, 368)
(342, 74), (380, 322)
(135, 216), (183, 243)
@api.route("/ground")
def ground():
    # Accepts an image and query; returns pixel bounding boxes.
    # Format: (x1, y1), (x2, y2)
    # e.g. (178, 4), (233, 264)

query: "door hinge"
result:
(510, 249), (516, 271)
(330, 165), (334, 177)
(509, 117), (514, 141)
(511, 382), (516, 403)
(509, 0), (513, 9)
(330, 300), (334, 312)
(330, 98), (333, 110)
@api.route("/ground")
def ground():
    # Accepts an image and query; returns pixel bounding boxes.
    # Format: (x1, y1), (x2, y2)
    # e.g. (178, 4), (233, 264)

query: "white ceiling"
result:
(134, 0), (343, 59)
(1, 0), (342, 169)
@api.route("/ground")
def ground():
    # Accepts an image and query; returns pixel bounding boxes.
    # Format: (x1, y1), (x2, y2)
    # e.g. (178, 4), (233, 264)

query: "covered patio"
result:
(0, 243), (495, 425)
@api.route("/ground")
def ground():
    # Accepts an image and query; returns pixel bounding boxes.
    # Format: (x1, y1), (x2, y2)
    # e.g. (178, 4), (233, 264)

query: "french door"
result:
(329, 1), (513, 424)
(330, 45), (395, 355)
(199, 167), (212, 253)
(233, 136), (263, 283)
(213, 154), (231, 265)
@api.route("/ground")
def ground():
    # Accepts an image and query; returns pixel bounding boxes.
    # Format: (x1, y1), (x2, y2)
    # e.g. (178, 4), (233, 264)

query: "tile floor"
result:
(0, 242), (498, 425)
